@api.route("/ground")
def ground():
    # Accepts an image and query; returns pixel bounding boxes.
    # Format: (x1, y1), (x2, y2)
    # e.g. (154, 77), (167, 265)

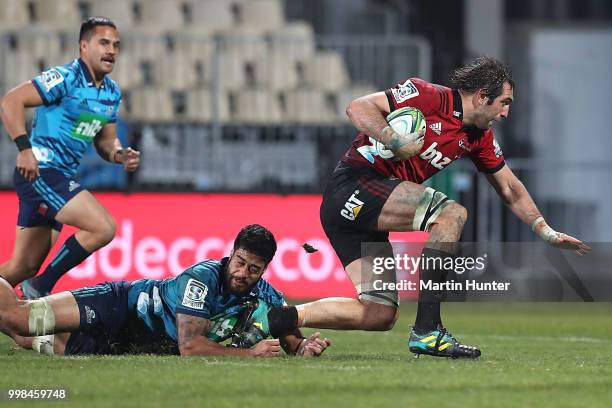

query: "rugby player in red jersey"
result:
(267, 57), (589, 358)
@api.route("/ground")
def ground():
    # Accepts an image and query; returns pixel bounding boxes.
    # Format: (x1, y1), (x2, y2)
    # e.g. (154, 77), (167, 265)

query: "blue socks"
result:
(32, 234), (90, 293)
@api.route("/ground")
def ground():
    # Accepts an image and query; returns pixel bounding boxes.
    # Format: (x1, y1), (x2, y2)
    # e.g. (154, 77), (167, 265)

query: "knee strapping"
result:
(28, 299), (55, 336)
(413, 187), (454, 231)
(32, 335), (55, 356)
(356, 283), (400, 308)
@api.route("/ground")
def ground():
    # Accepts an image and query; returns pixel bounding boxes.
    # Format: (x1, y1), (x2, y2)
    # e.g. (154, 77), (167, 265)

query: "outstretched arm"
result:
(176, 313), (281, 357)
(485, 165), (590, 255)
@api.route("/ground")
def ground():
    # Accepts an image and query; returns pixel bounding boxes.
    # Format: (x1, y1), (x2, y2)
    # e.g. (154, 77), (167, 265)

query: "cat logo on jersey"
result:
(341, 190), (365, 221)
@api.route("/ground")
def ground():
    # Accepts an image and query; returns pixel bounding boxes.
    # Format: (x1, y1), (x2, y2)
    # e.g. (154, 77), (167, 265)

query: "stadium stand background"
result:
(1, 0), (611, 242)
(0, 0), (429, 191)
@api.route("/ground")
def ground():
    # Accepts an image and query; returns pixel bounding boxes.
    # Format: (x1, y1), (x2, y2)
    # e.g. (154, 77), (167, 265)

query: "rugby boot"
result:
(408, 324), (481, 358)
(20, 279), (49, 300)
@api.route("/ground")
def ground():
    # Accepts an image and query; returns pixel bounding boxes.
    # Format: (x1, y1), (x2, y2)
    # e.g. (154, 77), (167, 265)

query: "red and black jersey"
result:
(341, 77), (505, 184)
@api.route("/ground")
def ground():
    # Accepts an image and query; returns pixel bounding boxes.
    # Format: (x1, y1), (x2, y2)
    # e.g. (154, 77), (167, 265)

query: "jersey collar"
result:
(452, 89), (463, 121)
(78, 58), (105, 88)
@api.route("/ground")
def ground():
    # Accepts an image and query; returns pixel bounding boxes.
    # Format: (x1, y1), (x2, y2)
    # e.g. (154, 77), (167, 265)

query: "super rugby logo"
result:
(493, 138), (503, 158)
(391, 79), (419, 103)
(40, 68), (64, 92)
(341, 190), (365, 221)
(182, 279), (208, 310)
(419, 142), (451, 170)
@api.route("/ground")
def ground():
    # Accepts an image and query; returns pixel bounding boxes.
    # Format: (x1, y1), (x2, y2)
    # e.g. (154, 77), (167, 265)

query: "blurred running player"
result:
(268, 57), (589, 358)
(0, 225), (330, 357)
(0, 17), (140, 298)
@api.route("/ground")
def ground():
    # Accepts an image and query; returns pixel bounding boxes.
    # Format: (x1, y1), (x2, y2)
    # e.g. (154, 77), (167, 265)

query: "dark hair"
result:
(79, 16), (117, 42)
(450, 56), (514, 104)
(233, 224), (277, 263)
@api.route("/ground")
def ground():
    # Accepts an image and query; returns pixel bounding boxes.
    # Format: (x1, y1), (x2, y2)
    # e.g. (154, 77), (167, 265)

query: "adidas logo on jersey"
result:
(429, 122), (442, 135)
(69, 181), (80, 192)
(419, 142), (451, 170)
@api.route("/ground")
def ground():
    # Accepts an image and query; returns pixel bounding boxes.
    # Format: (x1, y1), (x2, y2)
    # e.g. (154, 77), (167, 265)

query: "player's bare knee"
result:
(374, 305), (399, 331)
(359, 301), (398, 331)
(97, 216), (116, 246)
(12, 333), (33, 349)
(357, 282), (399, 330)
(441, 203), (467, 227)
(0, 308), (26, 337)
(429, 202), (467, 234)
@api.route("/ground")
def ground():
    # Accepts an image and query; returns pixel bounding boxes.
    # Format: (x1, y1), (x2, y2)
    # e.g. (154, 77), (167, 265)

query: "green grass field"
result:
(1, 302), (612, 407)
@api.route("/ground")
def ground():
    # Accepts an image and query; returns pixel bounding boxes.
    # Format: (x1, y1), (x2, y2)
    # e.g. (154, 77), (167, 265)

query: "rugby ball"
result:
(386, 107), (426, 140)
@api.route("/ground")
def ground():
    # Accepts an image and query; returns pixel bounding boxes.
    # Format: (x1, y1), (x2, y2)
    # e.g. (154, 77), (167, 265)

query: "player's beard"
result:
(224, 265), (254, 295)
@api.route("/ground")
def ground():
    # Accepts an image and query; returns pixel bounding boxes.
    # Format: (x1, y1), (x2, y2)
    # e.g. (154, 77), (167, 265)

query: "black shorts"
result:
(320, 162), (402, 267)
(65, 281), (131, 355)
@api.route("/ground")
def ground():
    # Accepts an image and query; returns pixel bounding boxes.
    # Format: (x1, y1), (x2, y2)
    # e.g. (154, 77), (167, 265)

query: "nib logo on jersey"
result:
(341, 190), (365, 221)
(71, 113), (108, 142)
(419, 142), (451, 170)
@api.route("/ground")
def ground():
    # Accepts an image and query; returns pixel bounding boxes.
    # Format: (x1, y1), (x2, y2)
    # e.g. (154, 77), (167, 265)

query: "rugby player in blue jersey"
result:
(0, 225), (330, 357)
(0, 17), (140, 298)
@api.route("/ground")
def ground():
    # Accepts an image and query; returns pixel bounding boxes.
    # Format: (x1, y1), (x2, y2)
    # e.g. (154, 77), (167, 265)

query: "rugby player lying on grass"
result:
(0, 225), (330, 357)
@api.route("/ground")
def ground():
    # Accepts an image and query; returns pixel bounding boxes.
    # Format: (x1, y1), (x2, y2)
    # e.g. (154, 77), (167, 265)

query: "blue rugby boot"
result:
(20, 279), (49, 300)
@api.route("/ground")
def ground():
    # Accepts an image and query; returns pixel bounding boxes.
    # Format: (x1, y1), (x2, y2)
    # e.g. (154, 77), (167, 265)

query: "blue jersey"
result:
(30, 58), (121, 177)
(127, 257), (286, 344)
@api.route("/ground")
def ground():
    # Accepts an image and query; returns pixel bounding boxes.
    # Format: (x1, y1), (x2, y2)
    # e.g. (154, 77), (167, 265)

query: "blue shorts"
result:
(13, 167), (85, 231)
(65, 281), (179, 355)
(65, 281), (131, 355)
